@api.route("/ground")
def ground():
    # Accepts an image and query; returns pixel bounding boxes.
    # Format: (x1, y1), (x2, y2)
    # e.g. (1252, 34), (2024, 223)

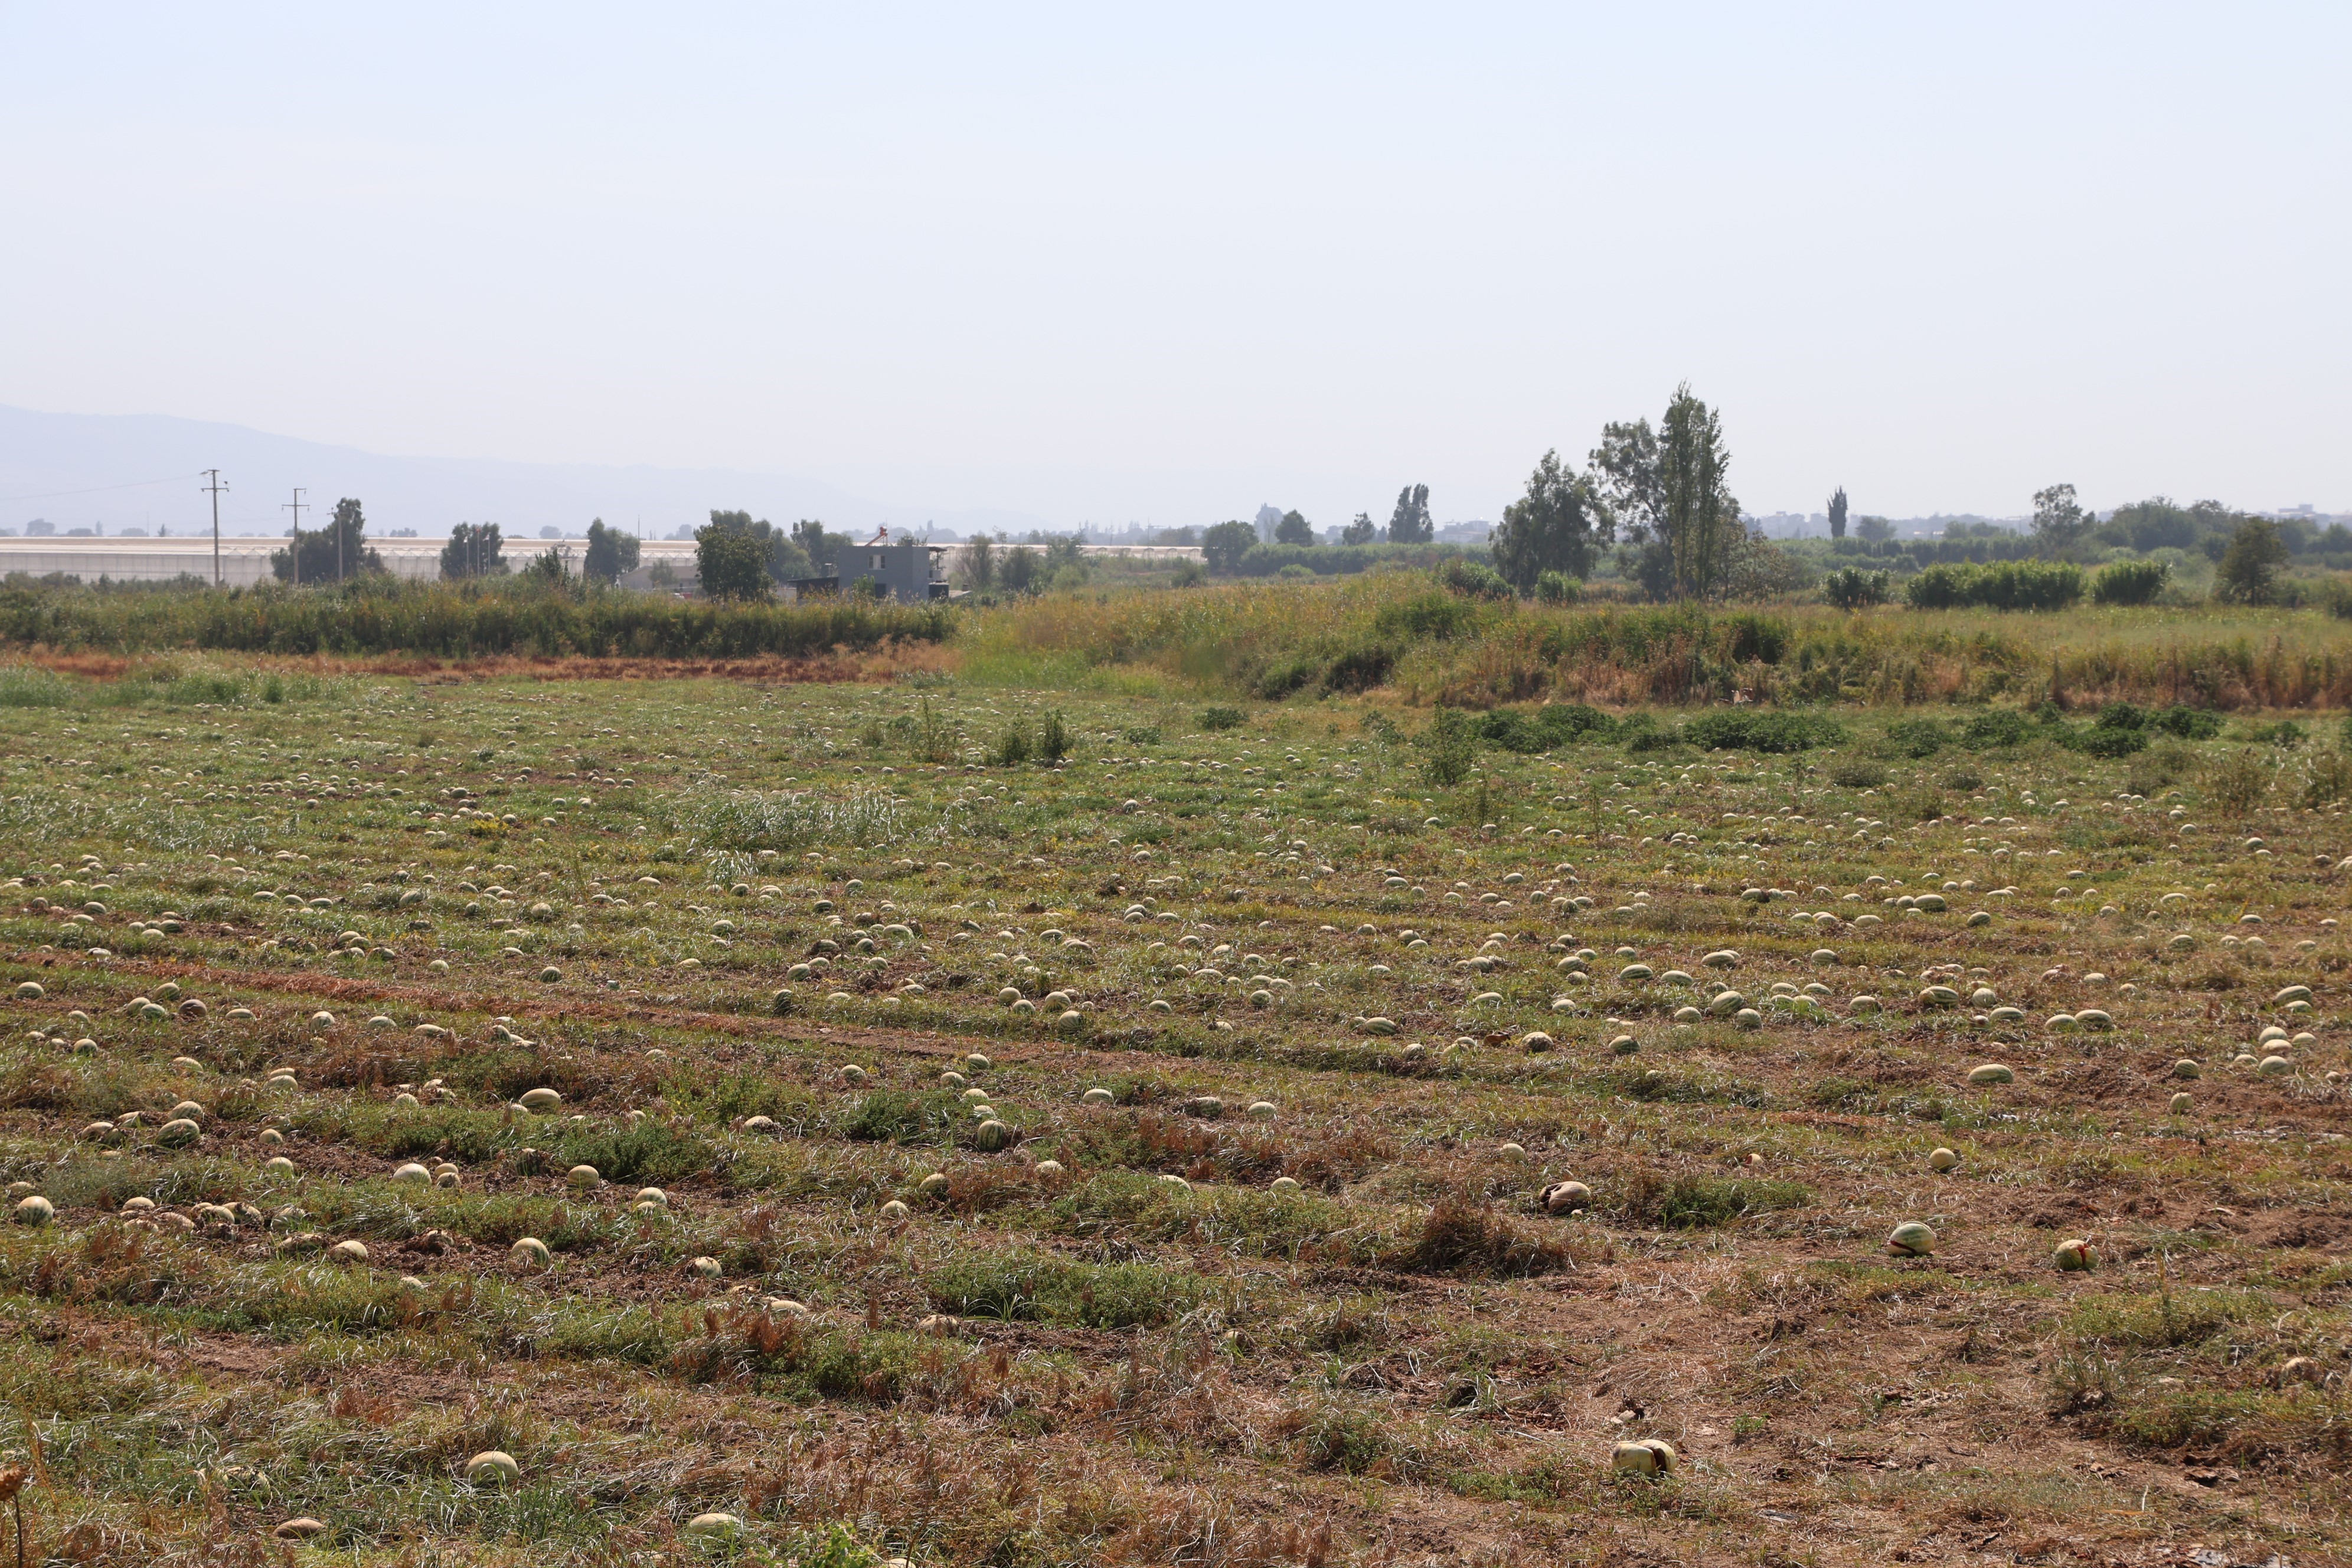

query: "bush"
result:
(1321, 645), (1394, 693)
(2300, 749), (2352, 809)
(2239, 719), (2307, 749)
(1882, 718), (1949, 759)
(1623, 724), (1688, 753)
(1830, 758), (1889, 789)
(1476, 703), (1616, 753)
(2090, 558), (2170, 606)
(1821, 567), (1890, 610)
(1421, 707), (1478, 786)
(2077, 724), (2148, 758)
(2202, 749), (2275, 816)
(1682, 710), (1847, 754)
(1905, 560), (2085, 611)
(1962, 709), (2033, 748)
(1434, 558), (1513, 601)
(2151, 705), (2223, 740)
(1197, 705), (1244, 731)
(2073, 702), (2150, 757)
(0, 577), (953, 659)
(1533, 570), (1582, 605)
(1036, 708), (1072, 762)
(2125, 742), (2197, 795)
(988, 723), (1032, 767)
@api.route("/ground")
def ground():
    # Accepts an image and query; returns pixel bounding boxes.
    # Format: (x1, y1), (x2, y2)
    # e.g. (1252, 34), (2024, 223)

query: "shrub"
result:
(1434, 558), (1512, 601)
(2300, 749), (2352, 809)
(2124, 741), (2196, 795)
(1533, 570), (1582, 605)
(1421, 707), (1478, 786)
(1882, 718), (1948, 759)
(1830, 758), (1889, 789)
(2094, 702), (2147, 731)
(1683, 711), (1847, 753)
(1321, 645), (1394, 693)
(1037, 708), (1072, 762)
(1962, 709), (2033, 748)
(1623, 723), (1687, 753)
(1904, 564), (1972, 610)
(1476, 703), (1616, 753)
(2151, 705), (2223, 740)
(1905, 560), (2085, 611)
(988, 723), (1032, 767)
(2239, 719), (2306, 749)
(2202, 749), (2275, 816)
(1822, 567), (1890, 610)
(2077, 725), (2147, 758)
(2090, 558), (2169, 606)
(1197, 705), (1244, 731)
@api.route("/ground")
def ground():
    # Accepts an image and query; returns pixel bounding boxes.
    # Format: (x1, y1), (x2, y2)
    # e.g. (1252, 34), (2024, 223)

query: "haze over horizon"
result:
(3, 5), (2346, 532)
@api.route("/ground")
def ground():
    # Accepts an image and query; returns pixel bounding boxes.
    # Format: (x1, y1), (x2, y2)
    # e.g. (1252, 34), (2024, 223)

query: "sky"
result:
(2, 4), (2347, 531)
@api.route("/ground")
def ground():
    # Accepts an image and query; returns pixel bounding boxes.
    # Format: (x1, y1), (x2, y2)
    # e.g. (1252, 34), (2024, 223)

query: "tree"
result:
(998, 544), (1040, 593)
(1657, 387), (1740, 599)
(789, 518), (846, 576)
(1386, 484), (1433, 544)
(2031, 484), (2089, 555)
(439, 522), (506, 580)
(1201, 519), (1259, 574)
(1827, 486), (1848, 541)
(520, 545), (570, 585)
(1490, 449), (1609, 592)
(1274, 509), (1315, 547)
(273, 496), (380, 583)
(1253, 504), (1284, 542)
(1043, 534), (1090, 589)
(1854, 514), (1895, 544)
(2216, 518), (2290, 603)
(582, 518), (641, 586)
(1592, 386), (1740, 599)
(1340, 512), (1378, 545)
(962, 533), (997, 590)
(694, 512), (775, 600)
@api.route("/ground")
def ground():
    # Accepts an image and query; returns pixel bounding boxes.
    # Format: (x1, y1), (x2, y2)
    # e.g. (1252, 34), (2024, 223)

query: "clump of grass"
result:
(2201, 748), (2276, 816)
(1622, 1174), (1811, 1230)
(925, 1251), (1207, 1327)
(1401, 1193), (1574, 1277)
(0, 664), (74, 706)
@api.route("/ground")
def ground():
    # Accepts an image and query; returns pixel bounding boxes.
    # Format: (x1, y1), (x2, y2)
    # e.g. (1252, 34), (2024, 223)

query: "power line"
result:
(0, 472), (202, 505)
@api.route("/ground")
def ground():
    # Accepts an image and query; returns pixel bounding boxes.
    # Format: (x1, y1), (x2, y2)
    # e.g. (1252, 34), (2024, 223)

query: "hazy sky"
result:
(4, 4), (2346, 528)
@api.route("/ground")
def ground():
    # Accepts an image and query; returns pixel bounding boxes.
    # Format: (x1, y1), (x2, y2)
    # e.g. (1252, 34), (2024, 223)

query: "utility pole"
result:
(283, 489), (307, 584)
(201, 470), (229, 587)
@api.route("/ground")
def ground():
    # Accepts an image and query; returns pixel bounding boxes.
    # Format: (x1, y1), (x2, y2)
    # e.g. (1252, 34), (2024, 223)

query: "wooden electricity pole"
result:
(283, 489), (308, 584)
(201, 469), (228, 586)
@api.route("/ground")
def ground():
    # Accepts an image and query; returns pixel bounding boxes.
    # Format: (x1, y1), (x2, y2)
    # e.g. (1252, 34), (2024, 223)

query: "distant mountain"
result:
(0, 404), (1051, 541)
